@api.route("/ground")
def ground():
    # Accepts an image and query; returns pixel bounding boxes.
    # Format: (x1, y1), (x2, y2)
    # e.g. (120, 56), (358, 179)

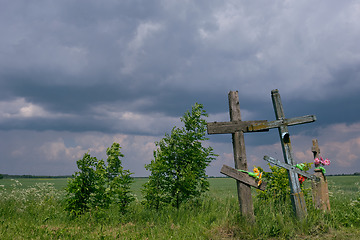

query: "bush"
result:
(65, 142), (134, 215)
(256, 162), (313, 205)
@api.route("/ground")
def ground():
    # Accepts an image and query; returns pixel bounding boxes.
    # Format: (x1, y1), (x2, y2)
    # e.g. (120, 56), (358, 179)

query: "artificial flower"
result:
(314, 157), (321, 166)
(257, 172), (263, 186)
(298, 175), (307, 184)
(323, 158), (330, 166)
(314, 155), (330, 174)
(237, 167), (263, 186)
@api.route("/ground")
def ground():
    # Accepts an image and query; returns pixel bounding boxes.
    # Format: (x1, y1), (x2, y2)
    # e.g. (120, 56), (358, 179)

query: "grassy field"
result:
(0, 176), (360, 239)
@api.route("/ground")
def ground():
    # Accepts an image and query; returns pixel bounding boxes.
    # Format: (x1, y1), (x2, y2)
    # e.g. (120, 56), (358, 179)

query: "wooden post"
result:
(311, 139), (331, 211)
(312, 139), (321, 159)
(207, 91), (268, 219)
(228, 91), (254, 219)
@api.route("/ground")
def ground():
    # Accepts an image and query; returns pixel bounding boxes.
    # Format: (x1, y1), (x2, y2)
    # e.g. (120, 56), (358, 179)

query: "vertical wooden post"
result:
(228, 91), (254, 219)
(271, 89), (307, 219)
(311, 139), (331, 211)
(311, 139), (320, 159)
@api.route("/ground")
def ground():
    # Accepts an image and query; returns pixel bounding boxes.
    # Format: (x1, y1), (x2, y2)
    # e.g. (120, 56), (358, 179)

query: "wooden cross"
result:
(207, 91), (267, 219)
(250, 89), (316, 219)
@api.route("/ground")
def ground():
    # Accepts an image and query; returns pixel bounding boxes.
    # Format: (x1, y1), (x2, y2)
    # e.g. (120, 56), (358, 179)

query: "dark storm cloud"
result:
(0, 0), (360, 175)
(0, 0), (225, 124)
(2, 0), (357, 126)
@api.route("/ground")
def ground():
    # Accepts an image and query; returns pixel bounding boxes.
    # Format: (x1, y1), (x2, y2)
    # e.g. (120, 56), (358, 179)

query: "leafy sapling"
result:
(142, 103), (217, 209)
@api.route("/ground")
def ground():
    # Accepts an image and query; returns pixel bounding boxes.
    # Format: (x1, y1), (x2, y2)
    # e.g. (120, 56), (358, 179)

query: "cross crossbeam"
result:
(220, 165), (267, 191)
(248, 115), (316, 132)
(207, 120), (268, 134)
(263, 156), (319, 181)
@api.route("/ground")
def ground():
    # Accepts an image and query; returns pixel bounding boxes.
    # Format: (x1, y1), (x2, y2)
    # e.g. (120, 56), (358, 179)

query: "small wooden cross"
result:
(251, 89), (316, 219)
(311, 139), (331, 211)
(207, 91), (267, 219)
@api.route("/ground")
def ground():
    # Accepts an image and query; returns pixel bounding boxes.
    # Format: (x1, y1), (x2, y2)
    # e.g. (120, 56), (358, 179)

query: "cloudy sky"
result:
(0, 0), (359, 176)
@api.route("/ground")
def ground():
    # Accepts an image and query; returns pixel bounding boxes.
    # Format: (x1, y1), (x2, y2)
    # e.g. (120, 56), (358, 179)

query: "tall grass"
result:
(0, 177), (360, 239)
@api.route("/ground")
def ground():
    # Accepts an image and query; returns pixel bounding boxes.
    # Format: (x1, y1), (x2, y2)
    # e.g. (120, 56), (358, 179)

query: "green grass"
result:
(327, 175), (360, 193)
(0, 176), (360, 239)
(0, 178), (69, 190)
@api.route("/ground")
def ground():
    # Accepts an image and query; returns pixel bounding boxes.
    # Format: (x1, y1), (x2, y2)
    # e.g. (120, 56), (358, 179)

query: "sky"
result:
(0, 0), (359, 177)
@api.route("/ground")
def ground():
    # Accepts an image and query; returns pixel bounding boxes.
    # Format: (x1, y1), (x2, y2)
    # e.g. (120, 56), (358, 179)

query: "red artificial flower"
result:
(298, 175), (307, 184)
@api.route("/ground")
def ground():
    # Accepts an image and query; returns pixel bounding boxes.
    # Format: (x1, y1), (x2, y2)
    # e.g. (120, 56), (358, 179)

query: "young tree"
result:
(105, 143), (134, 212)
(65, 142), (134, 215)
(143, 103), (217, 209)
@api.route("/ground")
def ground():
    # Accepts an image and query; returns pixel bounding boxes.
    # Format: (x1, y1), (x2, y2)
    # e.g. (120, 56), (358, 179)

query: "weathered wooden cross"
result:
(207, 91), (268, 219)
(251, 89), (316, 219)
(311, 139), (331, 212)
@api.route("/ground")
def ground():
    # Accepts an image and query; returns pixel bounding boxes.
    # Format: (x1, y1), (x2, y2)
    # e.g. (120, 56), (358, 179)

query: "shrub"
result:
(65, 142), (134, 215)
(256, 162), (313, 205)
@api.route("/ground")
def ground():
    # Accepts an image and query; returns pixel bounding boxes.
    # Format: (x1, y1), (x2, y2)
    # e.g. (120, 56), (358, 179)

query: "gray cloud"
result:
(0, 0), (359, 175)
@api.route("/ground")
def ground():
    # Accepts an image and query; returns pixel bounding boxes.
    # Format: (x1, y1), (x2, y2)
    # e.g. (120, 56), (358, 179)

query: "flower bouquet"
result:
(314, 156), (330, 174)
(237, 167), (263, 186)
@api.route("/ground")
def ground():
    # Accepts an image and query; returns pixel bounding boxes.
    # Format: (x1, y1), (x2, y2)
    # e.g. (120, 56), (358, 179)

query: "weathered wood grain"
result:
(228, 91), (254, 219)
(311, 139), (320, 159)
(207, 120), (268, 134)
(312, 169), (331, 212)
(248, 115), (316, 132)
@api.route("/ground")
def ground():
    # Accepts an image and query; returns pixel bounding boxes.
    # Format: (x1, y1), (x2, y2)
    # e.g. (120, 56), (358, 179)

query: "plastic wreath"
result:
(314, 156), (330, 174)
(238, 167), (263, 186)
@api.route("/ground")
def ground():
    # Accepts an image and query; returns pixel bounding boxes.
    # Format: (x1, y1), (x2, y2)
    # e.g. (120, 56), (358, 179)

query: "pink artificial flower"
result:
(323, 158), (331, 166)
(314, 157), (321, 166)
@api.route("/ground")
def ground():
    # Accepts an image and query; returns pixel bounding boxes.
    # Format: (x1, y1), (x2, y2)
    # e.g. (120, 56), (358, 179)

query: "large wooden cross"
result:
(250, 89), (316, 219)
(207, 91), (267, 219)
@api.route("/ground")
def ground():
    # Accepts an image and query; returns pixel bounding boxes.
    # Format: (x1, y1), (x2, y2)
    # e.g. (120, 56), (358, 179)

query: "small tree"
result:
(65, 142), (134, 215)
(65, 152), (98, 214)
(105, 143), (134, 212)
(142, 103), (217, 209)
